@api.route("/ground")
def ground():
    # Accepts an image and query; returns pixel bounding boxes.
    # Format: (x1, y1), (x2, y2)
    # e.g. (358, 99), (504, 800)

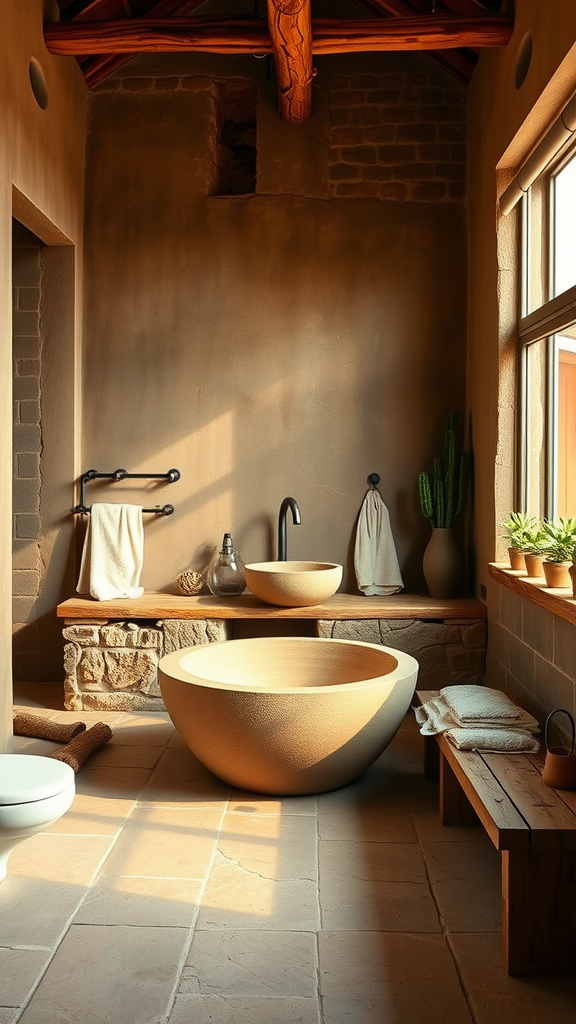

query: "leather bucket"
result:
(542, 709), (576, 789)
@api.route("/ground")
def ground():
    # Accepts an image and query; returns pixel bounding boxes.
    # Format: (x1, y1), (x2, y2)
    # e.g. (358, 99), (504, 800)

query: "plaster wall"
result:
(82, 52), (467, 599)
(0, 1), (86, 747)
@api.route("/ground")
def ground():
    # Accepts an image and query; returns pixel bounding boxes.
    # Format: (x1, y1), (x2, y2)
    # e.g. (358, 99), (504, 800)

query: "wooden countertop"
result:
(57, 591), (486, 621)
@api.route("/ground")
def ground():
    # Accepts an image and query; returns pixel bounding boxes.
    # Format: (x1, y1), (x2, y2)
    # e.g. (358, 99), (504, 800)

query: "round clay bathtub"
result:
(159, 637), (419, 795)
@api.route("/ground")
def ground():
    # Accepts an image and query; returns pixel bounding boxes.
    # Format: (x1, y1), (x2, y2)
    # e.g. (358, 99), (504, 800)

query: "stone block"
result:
(12, 596), (36, 622)
(12, 310), (39, 336)
(79, 690), (165, 712)
(13, 423), (41, 454)
(62, 624), (101, 645)
(103, 649), (158, 692)
(63, 679), (83, 711)
(100, 622), (131, 647)
(19, 400), (41, 424)
(77, 648), (106, 689)
(161, 619), (228, 653)
(17, 287), (40, 311)
(12, 478), (40, 514)
(13, 335), (40, 359)
(461, 621), (487, 649)
(13, 376), (40, 401)
(16, 451), (40, 477)
(12, 569), (40, 596)
(63, 641), (80, 676)
(136, 627), (162, 649)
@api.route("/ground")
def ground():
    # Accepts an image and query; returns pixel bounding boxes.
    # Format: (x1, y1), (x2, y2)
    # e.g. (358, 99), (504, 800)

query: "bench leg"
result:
(423, 734), (440, 780)
(439, 751), (476, 826)
(502, 849), (576, 975)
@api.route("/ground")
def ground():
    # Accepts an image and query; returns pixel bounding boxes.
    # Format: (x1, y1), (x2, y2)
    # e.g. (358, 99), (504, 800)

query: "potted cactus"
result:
(501, 512), (548, 574)
(541, 518), (576, 588)
(418, 412), (467, 598)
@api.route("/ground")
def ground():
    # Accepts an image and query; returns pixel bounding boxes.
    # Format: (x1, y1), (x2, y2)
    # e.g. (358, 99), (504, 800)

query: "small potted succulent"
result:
(501, 512), (547, 573)
(541, 518), (576, 588)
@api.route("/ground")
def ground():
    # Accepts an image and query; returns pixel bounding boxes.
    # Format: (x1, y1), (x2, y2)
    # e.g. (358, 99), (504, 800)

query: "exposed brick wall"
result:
(328, 69), (466, 202)
(12, 223), (43, 681)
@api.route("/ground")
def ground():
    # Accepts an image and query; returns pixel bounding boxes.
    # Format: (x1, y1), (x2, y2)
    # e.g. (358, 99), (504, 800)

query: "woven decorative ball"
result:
(176, 570), (205, 596)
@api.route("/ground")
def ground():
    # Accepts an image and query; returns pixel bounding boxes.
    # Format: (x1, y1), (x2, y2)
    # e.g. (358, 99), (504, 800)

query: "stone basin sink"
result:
(243, 560), (343, 607)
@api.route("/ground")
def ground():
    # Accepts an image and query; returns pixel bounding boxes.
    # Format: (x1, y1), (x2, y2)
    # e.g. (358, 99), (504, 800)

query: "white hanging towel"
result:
(77, 503), (144, 601)
(354, 487), (403, 596)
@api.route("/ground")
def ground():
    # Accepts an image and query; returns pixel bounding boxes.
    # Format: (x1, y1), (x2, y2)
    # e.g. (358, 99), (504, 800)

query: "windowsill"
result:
(489, 563), (576, 628)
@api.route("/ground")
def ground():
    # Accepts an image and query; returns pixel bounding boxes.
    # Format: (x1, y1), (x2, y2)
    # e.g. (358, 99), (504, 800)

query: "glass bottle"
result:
(207, 533), (246, 596)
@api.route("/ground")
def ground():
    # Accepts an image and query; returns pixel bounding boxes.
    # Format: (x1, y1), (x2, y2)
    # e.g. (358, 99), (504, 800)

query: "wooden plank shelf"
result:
(57, 591), (487, 621)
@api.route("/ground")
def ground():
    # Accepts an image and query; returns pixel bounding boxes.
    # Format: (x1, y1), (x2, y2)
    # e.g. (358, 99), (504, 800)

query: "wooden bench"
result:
(415, 690), (576, 976)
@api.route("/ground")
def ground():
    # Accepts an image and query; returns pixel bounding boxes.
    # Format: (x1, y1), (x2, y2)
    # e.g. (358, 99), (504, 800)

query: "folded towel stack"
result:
(414, 685), (540, 752)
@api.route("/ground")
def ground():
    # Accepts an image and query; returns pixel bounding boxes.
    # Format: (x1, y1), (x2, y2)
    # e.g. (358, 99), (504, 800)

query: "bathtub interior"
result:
(173, 636), (401, 691)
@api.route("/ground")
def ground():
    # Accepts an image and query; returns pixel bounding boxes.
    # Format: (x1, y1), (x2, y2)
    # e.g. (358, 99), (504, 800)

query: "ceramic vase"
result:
(508, 547), (526, 571)
(423, 528), (463, 599)
(542, 560), (572, 589)
(524, 553), (545, 578)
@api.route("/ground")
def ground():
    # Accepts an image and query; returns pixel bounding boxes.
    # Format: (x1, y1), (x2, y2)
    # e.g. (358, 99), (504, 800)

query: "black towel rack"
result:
(74, 468), (180, 516)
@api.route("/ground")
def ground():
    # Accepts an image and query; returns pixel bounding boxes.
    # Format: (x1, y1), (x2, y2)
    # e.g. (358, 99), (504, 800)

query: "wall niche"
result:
(215, 79), (257, 195)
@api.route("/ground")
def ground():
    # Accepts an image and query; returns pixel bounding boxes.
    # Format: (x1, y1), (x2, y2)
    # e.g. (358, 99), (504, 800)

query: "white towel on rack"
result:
(354, 487), (403, 596)
(77, 503), (144, 601)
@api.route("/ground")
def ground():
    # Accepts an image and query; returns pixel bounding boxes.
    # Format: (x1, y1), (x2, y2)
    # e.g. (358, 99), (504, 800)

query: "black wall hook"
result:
(367, 473), (380, 488)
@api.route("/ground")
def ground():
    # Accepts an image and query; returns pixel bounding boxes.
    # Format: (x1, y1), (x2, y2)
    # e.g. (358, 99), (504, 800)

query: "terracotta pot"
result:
(542, 560), (572, 588)
(508, 547), (526, 571)
(543, 709), (576, 790)
(524, 552), (545, 578)
(423, 528), (463, 599)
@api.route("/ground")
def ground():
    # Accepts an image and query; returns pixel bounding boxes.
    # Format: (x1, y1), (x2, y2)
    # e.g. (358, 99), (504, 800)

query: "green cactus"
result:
(419, 412), (467, 529)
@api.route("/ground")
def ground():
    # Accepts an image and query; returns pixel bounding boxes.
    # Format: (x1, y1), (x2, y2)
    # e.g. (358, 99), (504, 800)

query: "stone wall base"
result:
(63, 618), (230, 711)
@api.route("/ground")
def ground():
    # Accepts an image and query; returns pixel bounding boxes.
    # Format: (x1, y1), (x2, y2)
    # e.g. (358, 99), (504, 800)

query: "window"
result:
(519, 144), (576, 519)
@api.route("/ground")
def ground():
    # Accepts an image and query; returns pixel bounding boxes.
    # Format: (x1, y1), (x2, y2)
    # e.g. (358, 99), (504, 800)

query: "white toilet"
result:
(0, 754), (76, 882)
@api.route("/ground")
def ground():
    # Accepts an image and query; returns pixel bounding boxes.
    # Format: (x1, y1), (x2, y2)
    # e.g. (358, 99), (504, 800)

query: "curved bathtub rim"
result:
(158, 635), (419, 695)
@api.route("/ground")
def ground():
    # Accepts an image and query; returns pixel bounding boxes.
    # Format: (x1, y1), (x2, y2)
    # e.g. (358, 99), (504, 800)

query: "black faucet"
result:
(278, 497), (301, 560)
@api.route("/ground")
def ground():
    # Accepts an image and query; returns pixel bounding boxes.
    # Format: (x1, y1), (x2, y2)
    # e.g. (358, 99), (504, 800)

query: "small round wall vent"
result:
(514, 32), (533, 90)
(29, 58), (48, 110)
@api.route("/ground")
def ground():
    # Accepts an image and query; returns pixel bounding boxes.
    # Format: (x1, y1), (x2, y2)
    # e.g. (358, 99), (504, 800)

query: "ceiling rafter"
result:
(352, 0), (480, 82)
(68, 0), (209, 88)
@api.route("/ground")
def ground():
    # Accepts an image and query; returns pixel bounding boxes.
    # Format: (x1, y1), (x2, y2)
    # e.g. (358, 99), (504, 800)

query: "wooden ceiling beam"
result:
(45, 17), (270, 54)
(266, 0), (313, 125)
(311, 15), (512, 53)
(44, 14), (514, 56)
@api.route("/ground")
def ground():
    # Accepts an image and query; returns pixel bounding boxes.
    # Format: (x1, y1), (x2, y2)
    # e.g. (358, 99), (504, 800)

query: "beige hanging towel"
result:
(354, 486), (403, 596)
(77, 503), (144, 601)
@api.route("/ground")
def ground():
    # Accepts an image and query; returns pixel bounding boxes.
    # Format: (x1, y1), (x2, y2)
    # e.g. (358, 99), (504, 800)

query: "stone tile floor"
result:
(2, 682), (576, 1023)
